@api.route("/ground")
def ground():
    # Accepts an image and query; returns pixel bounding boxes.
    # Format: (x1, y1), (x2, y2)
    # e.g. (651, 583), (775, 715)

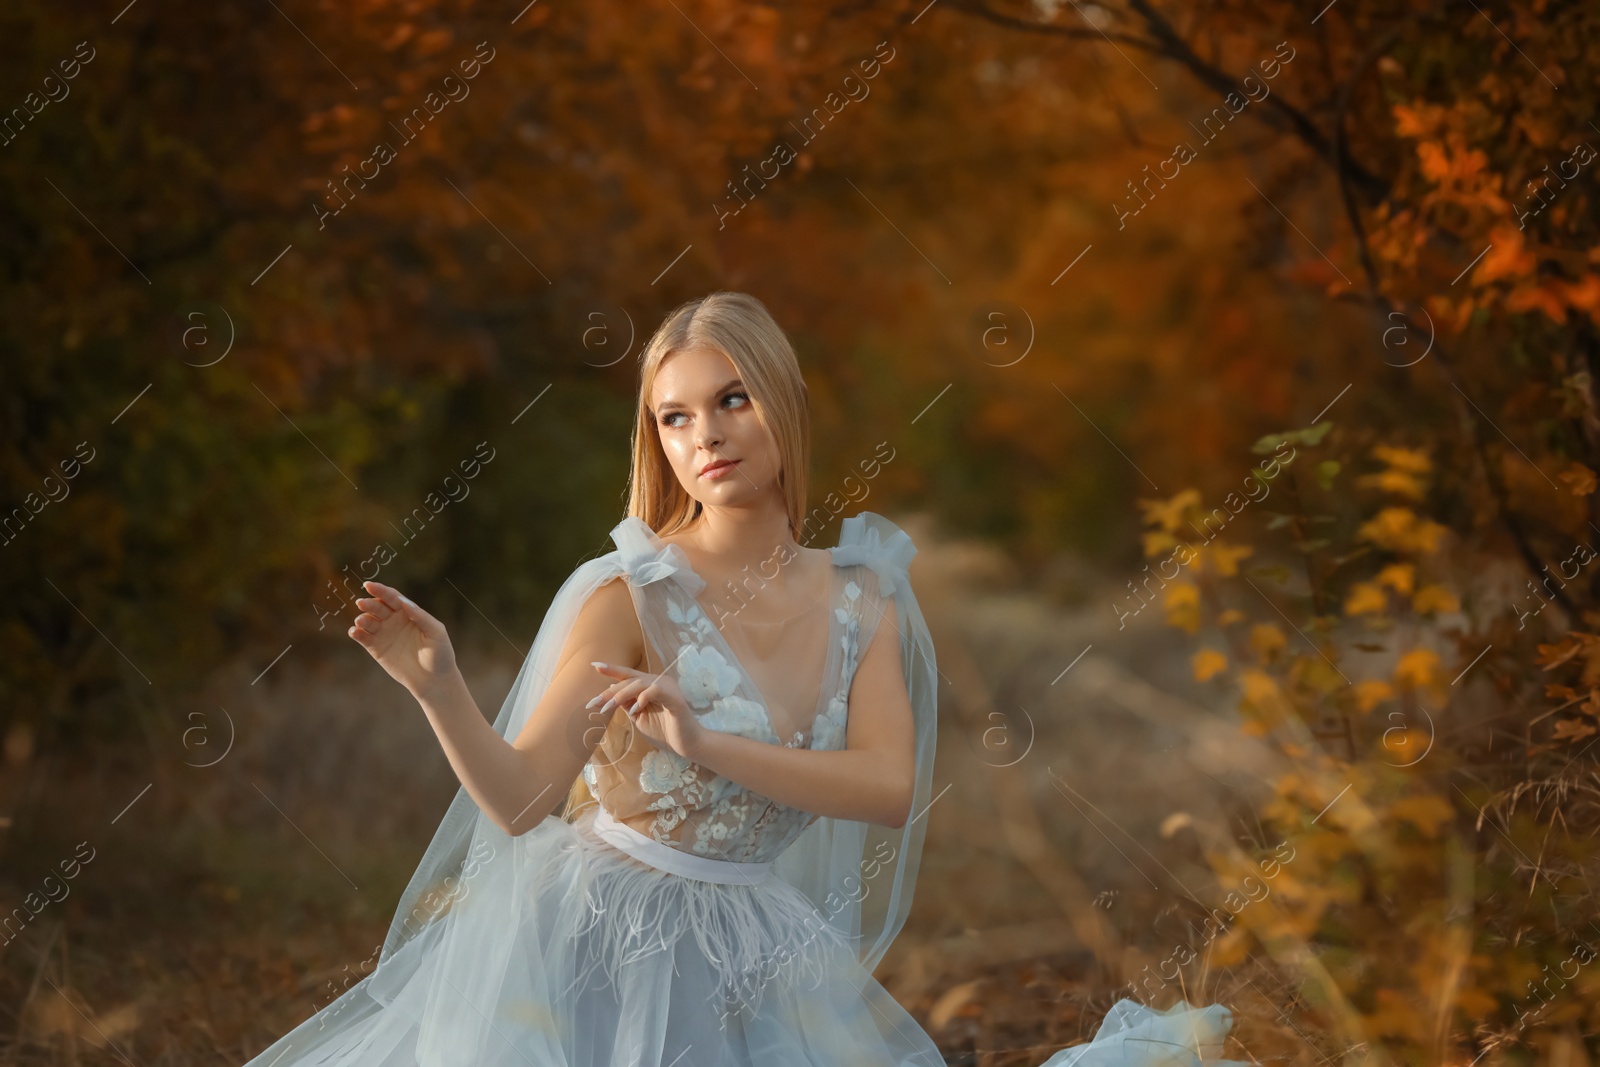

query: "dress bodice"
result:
(580, 514), (916, 863)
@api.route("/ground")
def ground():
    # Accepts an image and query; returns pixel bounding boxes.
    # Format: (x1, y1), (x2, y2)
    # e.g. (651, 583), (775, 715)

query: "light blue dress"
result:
(240, 512), (1251, 1066)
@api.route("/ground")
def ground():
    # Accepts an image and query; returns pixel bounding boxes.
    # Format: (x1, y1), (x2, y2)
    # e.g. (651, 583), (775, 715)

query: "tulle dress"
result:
(240, 511), (1250, 1066)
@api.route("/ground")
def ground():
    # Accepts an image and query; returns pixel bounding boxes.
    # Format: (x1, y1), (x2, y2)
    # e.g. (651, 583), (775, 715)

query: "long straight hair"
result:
(627, 290), (811, 540)
(562, 291), (812, 820)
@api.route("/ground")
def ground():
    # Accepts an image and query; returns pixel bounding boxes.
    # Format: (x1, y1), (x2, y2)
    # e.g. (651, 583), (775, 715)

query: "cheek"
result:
(670, 437), (698, 469)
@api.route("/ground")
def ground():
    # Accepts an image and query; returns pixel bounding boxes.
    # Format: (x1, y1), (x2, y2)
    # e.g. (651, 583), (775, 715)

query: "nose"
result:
(694, 413), (723, 450)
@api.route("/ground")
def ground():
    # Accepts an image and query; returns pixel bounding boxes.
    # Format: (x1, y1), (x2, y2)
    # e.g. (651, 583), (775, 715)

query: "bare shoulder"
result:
(570, 572), (644, 666)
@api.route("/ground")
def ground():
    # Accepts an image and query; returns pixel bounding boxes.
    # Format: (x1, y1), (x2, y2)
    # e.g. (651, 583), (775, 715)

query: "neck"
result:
(680, 503), (804, 596)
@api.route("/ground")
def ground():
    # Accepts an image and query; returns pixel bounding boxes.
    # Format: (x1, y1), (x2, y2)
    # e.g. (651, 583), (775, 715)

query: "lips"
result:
(700, 459), (739, 477)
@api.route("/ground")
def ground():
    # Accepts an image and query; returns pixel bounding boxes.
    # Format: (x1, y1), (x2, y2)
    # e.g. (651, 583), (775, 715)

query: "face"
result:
(649, 344), (782, 513)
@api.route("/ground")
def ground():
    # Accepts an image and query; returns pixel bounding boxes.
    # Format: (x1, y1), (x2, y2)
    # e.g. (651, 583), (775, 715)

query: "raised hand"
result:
(348, 580), (460, 699)
(590, 662), (705, 761)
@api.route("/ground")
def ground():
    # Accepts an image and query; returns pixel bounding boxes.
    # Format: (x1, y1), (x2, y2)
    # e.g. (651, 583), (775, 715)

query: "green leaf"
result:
(1252, 421), (1334, 454)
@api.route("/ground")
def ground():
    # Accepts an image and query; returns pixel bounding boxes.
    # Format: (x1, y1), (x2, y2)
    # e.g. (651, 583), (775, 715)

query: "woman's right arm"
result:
(503, 574), (645, 833)
(354, 575), (643, 837)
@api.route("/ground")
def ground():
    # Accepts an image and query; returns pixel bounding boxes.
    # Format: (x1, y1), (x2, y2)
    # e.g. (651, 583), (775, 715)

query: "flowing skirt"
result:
(241, 807), (1250, 1066)
(243, 806), (947, 1066)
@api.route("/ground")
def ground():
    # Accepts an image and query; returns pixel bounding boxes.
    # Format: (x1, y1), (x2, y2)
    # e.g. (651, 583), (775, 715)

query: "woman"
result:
(242, 292), (1250, 1065)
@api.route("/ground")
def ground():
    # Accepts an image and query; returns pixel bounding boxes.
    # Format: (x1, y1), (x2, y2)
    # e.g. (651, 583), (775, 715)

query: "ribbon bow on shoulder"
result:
(832, 514), (917, 600)
(611, 518), (709, 598)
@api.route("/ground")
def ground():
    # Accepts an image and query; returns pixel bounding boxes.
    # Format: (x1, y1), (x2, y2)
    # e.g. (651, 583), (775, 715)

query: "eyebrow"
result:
(653, 378), (745, 414)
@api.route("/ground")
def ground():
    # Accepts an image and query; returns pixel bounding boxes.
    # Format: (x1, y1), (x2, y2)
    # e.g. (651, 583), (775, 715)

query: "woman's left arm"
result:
(688, 608), (917, 829)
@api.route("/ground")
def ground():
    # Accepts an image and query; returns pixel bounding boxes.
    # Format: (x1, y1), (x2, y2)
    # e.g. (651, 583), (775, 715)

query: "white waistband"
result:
(590, 808), (772, 885)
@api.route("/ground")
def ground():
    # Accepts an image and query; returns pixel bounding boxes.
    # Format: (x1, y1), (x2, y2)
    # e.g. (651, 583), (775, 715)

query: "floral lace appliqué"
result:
(676, 644), (741, 709)
(622, 573), (879, 856)
(812, 579), (865, 752)
(636, 748), (711, 844)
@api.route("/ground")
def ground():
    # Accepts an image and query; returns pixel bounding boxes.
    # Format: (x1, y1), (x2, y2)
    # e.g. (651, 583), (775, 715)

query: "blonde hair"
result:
(560, 291), (812, 821)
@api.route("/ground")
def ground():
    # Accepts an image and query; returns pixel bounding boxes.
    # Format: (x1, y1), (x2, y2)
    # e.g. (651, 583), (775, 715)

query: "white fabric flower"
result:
(639, 749), (695, 794)
(814, 697), (848, 751)
(698, 694), (767, 736)
(676, 644), (741, 708)
(666, 597), (716, 639)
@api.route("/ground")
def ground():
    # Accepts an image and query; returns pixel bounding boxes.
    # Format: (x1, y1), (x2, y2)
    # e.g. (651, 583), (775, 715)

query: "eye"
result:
(657, 391), (750, 429)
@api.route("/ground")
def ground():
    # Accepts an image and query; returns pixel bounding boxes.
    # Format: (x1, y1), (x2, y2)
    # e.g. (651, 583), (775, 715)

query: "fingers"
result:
(592, 661), (643, 680)
(627, 684), (657, 716)
(363, 581), (405, 609)
(595, 679), (648, 716)
(364, 581), (430, 626)
(585, 678), (624, 709)
(347, 613), (379, 644)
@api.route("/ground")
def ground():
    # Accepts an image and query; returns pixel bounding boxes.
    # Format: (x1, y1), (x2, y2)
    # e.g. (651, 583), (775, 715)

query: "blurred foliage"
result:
(4, 0), (1600, 1061)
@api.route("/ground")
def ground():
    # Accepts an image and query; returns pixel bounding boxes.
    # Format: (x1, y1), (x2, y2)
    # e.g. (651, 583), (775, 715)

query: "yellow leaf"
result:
(1372, 444), (1432, 475)
(1344, 581), (1388, 615)
(1193, 648), (1228, 681)
(1198, 541), (1252, 577)
(1412, 584), (1460, 615)
(1136, 489), (1201, 533)
(1376, 563), (1415, 595)
(1209, 923), (1253, 967)
(1395, 648), (1442, 689)
(1142, 529), (1178, 558)
(1392, 794), (1455, 838)
(1217, 608), (1245, 626)
(1357, 507), (1450, 555)
(1395, 652), (1446, 694)
(1249, 623), (1287, 658)
(1239, 670), (1282, 720)
(1164, 582), (1200, 635)
(1356, 469), (1427, 501)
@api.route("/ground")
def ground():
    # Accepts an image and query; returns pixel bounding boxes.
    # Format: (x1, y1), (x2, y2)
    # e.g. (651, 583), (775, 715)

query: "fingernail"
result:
(591, 661), (606, 668)
(584, 695), (600, 708)
(600, 698), (616, 714)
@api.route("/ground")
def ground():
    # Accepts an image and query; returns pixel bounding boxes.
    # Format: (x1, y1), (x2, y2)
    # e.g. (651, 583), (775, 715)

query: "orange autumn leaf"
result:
(1558, 462), (1597, 497)
(1474, 225), (1537, 286)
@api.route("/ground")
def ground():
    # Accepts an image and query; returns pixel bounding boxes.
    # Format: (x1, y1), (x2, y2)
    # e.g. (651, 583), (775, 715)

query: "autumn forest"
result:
(3, 0), (1599, 1063)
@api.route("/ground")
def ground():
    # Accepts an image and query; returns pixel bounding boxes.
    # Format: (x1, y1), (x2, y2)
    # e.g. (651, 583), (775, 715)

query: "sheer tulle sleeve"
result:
(773, 511), (939, 974)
